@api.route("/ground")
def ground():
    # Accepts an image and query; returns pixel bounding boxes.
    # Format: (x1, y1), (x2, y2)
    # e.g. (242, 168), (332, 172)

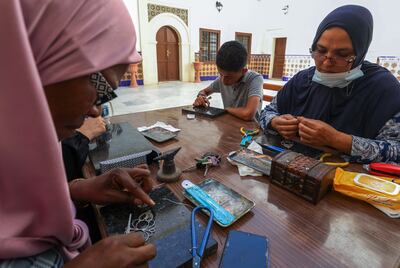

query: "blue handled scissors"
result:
(191, 206), (214, 268)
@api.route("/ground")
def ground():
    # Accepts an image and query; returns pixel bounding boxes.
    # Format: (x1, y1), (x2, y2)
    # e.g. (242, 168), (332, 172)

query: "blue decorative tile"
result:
(119, 79), (145, 86)
(200, 76), (218, 81)
(119, 80), (131, 87)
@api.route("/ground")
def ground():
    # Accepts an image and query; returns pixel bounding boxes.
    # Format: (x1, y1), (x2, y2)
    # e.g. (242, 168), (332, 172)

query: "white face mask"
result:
(312, 65), (364, 88)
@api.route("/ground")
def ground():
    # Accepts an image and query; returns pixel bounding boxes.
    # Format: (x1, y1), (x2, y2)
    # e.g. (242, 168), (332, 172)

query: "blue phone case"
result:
(219, 230), (270, 268)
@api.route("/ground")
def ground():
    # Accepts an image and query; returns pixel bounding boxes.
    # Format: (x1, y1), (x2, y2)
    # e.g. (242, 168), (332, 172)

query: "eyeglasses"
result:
(309, 48), (356, 67)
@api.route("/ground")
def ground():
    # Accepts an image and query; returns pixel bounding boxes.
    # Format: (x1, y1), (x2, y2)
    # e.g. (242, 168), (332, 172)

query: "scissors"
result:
(191, 206), (214, 268)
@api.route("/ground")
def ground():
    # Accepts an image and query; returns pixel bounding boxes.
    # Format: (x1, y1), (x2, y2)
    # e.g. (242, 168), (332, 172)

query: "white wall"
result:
(274, 0), (400, 61)
(122, 0), (400, 83)
(122, 0), (141, 51)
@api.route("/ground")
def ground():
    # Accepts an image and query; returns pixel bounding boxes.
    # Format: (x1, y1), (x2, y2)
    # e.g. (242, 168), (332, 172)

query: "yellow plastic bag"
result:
(333, 168), (400, 210)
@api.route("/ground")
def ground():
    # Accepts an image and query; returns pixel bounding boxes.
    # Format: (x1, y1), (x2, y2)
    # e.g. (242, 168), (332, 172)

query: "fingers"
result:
(125, 166), (153, 194)
(271, 115), (299, 139)
(101, 190), (135, 204)
(193, 96), (207, 107)
(133, 198), (144, 206)
(297, 116), (318, 128)
(276, 124), (298, 131)
(98, 188), (148, 206)
(281, 114), (297, 120)
(205, 97), (210, 106)
(299, 122), (317, 142)
(298, 131), (314, 144)
(115, 233), (157, 265)
(272, 114), (298, 127)
(279, 116), (299, 125)
(123, 179), (155, 206)
(135, 164), (149, 170)
(117, 232), (146, 247)
(111, 169), (155, 206)
(299, 121), (316, 136)
(280, 130), (298, 139)
(99, 117), (106, 127)
(129, 244), (157, 265)
(275, 124), (298, 139)
(298, 121), (318, 144)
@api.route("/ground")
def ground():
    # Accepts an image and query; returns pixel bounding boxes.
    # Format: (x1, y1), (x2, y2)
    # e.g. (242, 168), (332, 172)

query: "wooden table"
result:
(91, 107), (400, 268)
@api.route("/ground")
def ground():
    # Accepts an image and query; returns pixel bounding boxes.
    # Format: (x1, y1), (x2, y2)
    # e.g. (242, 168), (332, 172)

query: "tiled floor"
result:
(109, 79), (285, 116)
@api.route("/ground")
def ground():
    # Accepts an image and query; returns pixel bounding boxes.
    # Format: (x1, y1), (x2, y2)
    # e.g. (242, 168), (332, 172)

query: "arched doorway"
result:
(156, 26), (180, 81)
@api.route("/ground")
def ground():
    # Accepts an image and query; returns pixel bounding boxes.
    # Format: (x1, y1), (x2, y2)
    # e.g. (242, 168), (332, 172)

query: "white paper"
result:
(137, 121), (181, 132)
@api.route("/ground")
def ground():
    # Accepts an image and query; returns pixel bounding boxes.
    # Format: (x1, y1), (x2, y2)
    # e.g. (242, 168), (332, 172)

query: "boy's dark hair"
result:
(216, 41), (248, 72)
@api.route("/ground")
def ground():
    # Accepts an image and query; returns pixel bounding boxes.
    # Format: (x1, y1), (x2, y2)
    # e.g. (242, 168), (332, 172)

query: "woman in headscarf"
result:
(0, 0), (156, 267)
(259, 5), (400, 163)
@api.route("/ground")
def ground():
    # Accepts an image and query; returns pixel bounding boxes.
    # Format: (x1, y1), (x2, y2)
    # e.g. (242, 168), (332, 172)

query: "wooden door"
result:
(272, 37), (287, 79)
(156, 26), (180, 81)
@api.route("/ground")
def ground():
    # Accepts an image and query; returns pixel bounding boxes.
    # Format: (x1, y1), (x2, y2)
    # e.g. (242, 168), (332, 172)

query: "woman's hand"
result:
(64, 233), (156, 268)
(77, 116), (106, 141)
(298, 117), (352, 153)
(69, 165), (155, 206)
(270, 114), (299, 139)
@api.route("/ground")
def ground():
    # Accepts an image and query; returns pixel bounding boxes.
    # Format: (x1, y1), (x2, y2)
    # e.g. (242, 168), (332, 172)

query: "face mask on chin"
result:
(312, 65), (364, 88)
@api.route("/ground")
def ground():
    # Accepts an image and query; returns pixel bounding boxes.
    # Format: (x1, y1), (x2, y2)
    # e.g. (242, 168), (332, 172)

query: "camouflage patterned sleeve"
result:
(259, 97), (279, 131)
(349, 112), (400, 163)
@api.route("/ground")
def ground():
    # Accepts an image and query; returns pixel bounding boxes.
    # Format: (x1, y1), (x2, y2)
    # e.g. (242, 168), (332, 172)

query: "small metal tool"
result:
(125, 213), (133, 234)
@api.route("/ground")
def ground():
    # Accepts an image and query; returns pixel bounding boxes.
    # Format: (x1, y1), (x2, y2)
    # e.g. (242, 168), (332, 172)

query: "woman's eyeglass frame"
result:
(309, 48), (356, 67)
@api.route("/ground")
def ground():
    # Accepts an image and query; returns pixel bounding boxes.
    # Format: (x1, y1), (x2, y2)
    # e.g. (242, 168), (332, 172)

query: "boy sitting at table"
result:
(193, 41), (263, 121)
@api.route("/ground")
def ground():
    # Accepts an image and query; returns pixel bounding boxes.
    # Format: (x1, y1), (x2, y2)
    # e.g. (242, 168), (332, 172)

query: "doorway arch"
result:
(156, 26), (180, 81)
(141, 12), (191, 84)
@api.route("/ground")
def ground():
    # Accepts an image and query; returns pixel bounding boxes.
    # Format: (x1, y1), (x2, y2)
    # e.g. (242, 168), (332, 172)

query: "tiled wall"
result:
(197, 53), (311, 82)
(199, 62), (218, 81)
(282, 55), (400, 81)
(282, 55), (314, 81)
(119, 54), (400, 86)
(248, 54), (271, 79)
(377, 56), (400, 80)
(119, 62), (144, 87)
(147, 3), (188, 26)
(197, 54), (271, 81)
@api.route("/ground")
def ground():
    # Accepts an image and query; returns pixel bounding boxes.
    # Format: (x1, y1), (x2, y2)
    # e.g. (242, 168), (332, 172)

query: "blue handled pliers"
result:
(191, 206), (214, 268)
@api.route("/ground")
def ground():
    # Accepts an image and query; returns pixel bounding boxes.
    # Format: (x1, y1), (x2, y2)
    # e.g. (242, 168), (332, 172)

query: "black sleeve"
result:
(62, 132), (90, 181)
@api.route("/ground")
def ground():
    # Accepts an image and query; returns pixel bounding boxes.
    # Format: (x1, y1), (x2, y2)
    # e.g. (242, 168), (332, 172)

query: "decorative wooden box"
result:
(270, 151), (336, 204)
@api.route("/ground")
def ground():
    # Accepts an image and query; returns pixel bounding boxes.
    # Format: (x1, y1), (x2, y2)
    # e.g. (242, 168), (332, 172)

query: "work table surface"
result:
(91, 106), (400, 268)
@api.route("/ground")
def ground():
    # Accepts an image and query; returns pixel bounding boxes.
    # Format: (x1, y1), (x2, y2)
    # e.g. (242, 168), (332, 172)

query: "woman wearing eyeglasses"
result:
(259, 5), (400, 163)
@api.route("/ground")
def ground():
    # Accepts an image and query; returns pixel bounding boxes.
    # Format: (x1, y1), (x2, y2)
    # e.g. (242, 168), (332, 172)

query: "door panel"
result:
(156, 26), (180, 81)
(272, 38), (287, 79)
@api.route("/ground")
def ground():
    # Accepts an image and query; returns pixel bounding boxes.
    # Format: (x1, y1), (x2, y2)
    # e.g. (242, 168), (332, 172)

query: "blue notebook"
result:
(219, 230), (270, 268)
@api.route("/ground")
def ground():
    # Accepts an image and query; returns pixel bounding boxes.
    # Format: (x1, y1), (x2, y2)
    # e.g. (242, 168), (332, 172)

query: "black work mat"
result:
(99, 187), (217, 268)
(88, 122), (159, 172)
(182, 106), (226, 118)
(140, 126), (178, 143)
